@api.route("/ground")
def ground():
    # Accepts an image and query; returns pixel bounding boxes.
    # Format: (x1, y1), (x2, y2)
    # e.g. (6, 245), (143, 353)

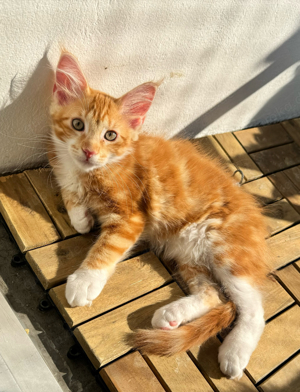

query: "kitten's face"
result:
(50, 52), (157, 173)
(51, 89), (134, 172)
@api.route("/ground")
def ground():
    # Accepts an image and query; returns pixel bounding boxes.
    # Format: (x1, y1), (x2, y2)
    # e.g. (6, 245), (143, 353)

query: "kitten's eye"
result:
(72, 118), (85, 131)
(104, 130), (117, 141)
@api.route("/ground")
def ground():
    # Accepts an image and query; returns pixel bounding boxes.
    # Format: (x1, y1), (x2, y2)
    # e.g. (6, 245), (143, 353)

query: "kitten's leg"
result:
(66, 214), (144, 307)
(216, 272), (265, 380)
(152, 265), (222, 330)
(60, 189), (94, 234)
(68, 205), (94, 234)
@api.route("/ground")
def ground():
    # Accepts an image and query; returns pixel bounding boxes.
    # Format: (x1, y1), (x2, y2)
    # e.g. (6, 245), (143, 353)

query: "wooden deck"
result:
(1, 119), (300, 391)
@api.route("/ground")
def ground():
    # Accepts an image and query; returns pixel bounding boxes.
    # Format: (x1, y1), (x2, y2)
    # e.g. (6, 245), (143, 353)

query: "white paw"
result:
(218, 342), (250, 379)
(152, 301), (189, 330)
(69, 206), (94, 234)
(65, 268), (107, 307)
(152, 296), (209, 330)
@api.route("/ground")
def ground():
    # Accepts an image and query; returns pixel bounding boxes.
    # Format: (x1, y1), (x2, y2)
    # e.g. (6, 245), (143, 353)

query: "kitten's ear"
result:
(53, 53), (87, 105)
(118, 82), (158, 130)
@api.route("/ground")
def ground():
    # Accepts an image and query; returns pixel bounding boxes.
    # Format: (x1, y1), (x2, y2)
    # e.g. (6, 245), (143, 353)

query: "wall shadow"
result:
(0, 51), (53, 173)
(176, 27), (300, 139)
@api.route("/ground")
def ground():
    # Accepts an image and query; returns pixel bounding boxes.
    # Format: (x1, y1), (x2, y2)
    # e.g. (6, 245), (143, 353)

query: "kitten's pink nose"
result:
(82, 149), (95, 160)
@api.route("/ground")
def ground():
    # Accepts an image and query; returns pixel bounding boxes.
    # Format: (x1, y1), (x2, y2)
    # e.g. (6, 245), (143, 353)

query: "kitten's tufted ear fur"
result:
(118, 82), (158, 132)
(53, 53), (87, 105)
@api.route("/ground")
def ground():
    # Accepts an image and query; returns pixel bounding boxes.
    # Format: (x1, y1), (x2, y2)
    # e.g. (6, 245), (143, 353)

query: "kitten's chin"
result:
(73, 158), (100, 172)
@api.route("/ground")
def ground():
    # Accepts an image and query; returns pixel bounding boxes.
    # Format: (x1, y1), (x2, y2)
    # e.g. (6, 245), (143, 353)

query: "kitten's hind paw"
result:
(151, 302), (186, 330)
(65, 268), (107, 307)
(218, 343), (250, 380)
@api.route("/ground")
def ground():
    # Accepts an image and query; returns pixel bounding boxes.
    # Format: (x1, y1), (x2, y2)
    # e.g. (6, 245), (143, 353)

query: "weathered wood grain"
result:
(145, 352), (213, 392)
(281, 118), (300, 147)
(250, 143), (300, 175)
(276, 264), (300, 305)
(242, 177), (282, 205)
(100, 352), (165, 392)
(263, 277), (294, 321)
(25, 168), (76, 239)
(26, 233), (97, 289)
(191, 136), (239, 179)
(284, 165), (300, 189)
(263, 199), (300, 236)
(246, 305), (300, 382)
(234, 123), (291, 153)
(267, 224), (300, 270)
(260, 352), (300, 392)
(74, 282), (184, 368)
(214, 133), (262, 181)
(50, 252), (172, 327)
(269, 171), (300, 214)
(190, 338), (257, 391)
(0, 173), (60, 252)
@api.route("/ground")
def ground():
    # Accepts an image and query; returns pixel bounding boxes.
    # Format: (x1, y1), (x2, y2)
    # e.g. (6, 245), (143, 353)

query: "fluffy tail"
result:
(134, 301), (236, 356)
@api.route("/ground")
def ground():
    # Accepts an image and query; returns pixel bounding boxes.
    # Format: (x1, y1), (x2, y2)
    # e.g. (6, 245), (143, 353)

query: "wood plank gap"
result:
(233, 123), (292, 153)
(63, 279), (174, 330)
(0, 173), (60, 251)
(214, 133), (262, 182)
(250, 143), (300, 175)
(265, 301), (295, 324)
(256, 348), (300, 387)
(186, 350), (220, 392)
(99, 351), (166, 392)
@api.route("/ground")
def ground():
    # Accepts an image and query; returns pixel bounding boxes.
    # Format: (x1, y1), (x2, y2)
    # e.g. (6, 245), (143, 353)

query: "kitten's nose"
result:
(82, 148), (95, 160)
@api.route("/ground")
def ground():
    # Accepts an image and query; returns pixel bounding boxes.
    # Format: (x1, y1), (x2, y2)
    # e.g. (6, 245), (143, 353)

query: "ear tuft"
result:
(119, 82), (158, 129)
(53, 53), (87, 105)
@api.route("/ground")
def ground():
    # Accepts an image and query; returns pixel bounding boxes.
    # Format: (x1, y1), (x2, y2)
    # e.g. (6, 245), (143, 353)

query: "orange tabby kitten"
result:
(49, 52), (269, 379)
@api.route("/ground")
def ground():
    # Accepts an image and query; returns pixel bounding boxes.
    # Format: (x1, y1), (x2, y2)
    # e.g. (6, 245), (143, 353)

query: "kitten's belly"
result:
(146, 219), (222, 267)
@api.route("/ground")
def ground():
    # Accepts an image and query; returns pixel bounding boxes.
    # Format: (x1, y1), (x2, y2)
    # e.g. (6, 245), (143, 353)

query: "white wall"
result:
(1, 0), (300, 173)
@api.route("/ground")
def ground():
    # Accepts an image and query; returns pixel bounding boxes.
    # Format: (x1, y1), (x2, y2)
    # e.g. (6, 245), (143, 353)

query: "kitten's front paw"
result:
(65, 268), (107, 307)
(218, 342), (250, 380)
(69, 206), (94, 234)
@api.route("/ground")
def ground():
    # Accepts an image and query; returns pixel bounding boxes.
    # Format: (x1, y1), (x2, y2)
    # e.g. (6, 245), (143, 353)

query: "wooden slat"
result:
(0, 173), (60, 252)
(267, 225), (300, 270)
(26, 233), (96, 289)
(100, 352), (165, 392)
(234, 123), (291, 153)
(145, 353), (213, 392)
(74, 282), (184, 368)
(50, 252), (172, 327)
(191, 136), (239, 179)
(263, 277), (294, 321)
(281, 118), (300, 147)
(263, 199), (300, 236)
(284, 165), (300, 189)
(26, 234), (148, 290)
(242, 177), (282, 205)
(214, 133), (262, 181)
(276, 264), (300, 305)
(250, 143), (300, 175)
(190, 338), (257, 391)
(260, 352), (300, 392)
(246, 305), (300, 382)
(0, 292), (63, 392)
(25, 168), (76, 239)
(269, 171), (300, 214)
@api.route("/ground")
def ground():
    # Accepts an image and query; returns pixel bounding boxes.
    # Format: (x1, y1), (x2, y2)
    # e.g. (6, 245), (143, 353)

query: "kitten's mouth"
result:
(75, 157), (98, 171)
